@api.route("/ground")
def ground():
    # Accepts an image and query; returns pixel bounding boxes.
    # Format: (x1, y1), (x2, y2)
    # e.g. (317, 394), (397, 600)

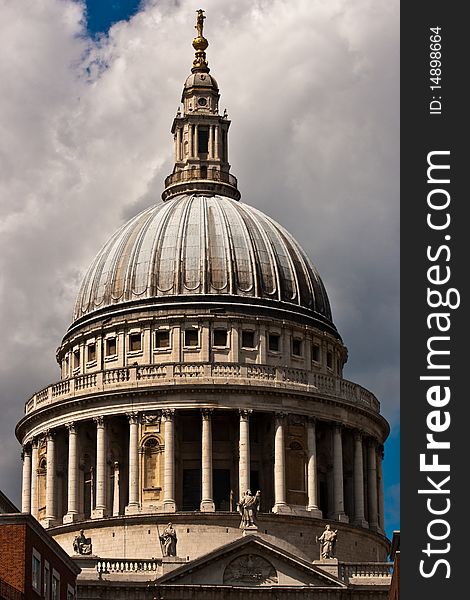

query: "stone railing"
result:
(24, 362), (380, 415)
(339, 562), (393, 582)
(96, 559), (159, 574)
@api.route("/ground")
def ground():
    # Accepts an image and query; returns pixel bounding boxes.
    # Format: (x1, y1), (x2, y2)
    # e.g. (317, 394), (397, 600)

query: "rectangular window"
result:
(73, 349), (80, 369)
(44, 561), (50, 600)
(52, 573), (60, 600)
(327, 350), (333, 369)
(32, 550), (41, 592)
(106, 338), (117, 356)
(312, 343), (321, 363)
(268, 334), (280, 352)
(67, 585), (75, 600)
(87, 343), (96, 362)
(292, 338), (302, 356)
(213, 328), (228, 347)
(241, 330), (255, 349)
(155, 330), (170, 349)
(129, 332), (142, 352)
(184, 329), (199, 347)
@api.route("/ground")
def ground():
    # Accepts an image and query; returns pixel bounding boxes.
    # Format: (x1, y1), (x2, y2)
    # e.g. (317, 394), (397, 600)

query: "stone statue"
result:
(195, 9), (206, 38)
(160, 522), (177, 556)
(73, 529), (93, 555)
(317, 524), (337, 559)
(237, 489), (261, 529)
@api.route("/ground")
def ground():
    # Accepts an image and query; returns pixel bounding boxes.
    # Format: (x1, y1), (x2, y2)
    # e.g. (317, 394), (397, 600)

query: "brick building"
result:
(0, 512), (80, 600)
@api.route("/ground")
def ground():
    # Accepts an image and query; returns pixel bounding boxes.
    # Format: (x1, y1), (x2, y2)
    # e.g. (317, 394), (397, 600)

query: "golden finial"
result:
(192, 9), (209, 72)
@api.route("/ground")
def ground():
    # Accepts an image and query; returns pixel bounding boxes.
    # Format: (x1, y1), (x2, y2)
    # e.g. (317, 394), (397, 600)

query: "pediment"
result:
(156, 534), (346, 588)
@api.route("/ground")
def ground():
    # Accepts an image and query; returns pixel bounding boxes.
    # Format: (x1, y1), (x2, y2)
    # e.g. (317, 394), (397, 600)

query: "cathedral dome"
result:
(72, 193), (335, 332)
(184, 71), (218, 91)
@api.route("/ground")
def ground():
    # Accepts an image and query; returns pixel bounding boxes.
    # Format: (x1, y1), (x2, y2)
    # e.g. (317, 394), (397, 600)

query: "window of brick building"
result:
(32, 548), (41, 593)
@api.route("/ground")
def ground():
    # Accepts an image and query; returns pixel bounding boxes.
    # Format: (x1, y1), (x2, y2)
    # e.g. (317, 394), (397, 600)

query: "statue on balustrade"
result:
(160, 522), (177, 557)
(237, 489), (261, 529)
(317, 524), (338, 559)
(73, 529), (93, 555)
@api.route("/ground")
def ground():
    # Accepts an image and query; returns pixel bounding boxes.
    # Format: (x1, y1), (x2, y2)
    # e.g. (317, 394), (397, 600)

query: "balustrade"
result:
(24, 362), (380, 415)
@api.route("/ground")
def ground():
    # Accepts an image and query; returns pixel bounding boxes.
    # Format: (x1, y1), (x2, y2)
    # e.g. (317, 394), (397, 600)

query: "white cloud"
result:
(0, 0), (399, 504)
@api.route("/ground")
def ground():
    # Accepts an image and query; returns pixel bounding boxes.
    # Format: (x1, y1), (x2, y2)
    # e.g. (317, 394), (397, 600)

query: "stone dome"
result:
(73, 193), (335, 331)
(184, 71), (218, 90)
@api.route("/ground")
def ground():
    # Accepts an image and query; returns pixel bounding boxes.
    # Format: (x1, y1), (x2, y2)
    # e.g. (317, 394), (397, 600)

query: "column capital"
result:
(45, 430), (56, 442)
(201, 408), (213, 420)
(239, 409), (252, 421)
(354, 430), (365, 442)
(162, 408), (175, 421)
(274, 411), (287, 424)
(22, 443), (32, 456)
(31, 437), (39, 449)
(65, 422), (77, 434)
(307, 415), (317, 426)
(368, 437), (378, 450)
(93, 416), (106, 428)
(332, 422), (343, 433)
(126, 412), (140, 425)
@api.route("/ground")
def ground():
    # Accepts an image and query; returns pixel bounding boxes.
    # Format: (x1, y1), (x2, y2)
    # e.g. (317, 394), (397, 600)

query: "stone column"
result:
(194, 125), (199, 158)
(126, 413), (140, 514)
(377, 446), (385, 533)
(214, 125), (219, 159)
(44, 431), (57, 527)
(353, 432), (368, 527)
(92, 417), (107, 518)
(306, 417), (322, 517)
(163, 409), (176, 512)
(367, 439), (379, 531)
(332, 424), (348, 522)
(272, 413), (288, 513)
(112, 461), (120, 516)
(63, 423), (79, 523)
(31, 439), (39, 519)
(208, 125), (213, 158)
(200, 409), (215, 512)
(188, 125), (193, 158)
(21, 445), (32, 513)
(176, 127), (182, 162)
(239, 410), (251, 499)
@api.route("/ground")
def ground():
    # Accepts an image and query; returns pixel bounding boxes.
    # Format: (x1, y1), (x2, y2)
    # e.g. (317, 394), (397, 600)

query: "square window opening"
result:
(213, 329), (228, 347)
(241, 330), (255, 349)
(129, 332), (142, 352)
(327, 351), (333, 369)
(312, 344), (321, 363)
(155, 330), (170, 349)
(292, 338), (302, 356)
(106, 338), (117, 357)
(268, 334), (280, 352)
(87, 343), (96, 363)
(185, 329), (199, 347)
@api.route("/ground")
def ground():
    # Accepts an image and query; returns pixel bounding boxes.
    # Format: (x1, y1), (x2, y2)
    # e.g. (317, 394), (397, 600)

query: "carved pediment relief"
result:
(223, 554), (278, 586)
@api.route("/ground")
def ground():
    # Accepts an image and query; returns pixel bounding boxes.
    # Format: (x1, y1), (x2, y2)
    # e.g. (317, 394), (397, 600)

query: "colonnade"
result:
(20, 410), (385, 532)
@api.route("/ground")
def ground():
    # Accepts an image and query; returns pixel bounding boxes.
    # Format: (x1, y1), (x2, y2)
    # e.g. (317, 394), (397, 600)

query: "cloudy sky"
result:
(0, 0), (399, 535)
